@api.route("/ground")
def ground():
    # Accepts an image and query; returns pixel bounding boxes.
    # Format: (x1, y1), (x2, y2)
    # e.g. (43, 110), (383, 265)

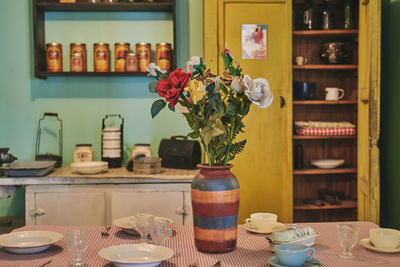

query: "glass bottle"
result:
(344, 0), (354, 29)
(294, 141), (303, 169)
(321, 0), (334, 30)
(303, 0), (317, 30)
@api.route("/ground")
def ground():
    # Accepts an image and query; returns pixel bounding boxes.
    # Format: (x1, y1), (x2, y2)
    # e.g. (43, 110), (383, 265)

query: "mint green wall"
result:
(0, 0), (203, 216)
(381, 0), (400, 229)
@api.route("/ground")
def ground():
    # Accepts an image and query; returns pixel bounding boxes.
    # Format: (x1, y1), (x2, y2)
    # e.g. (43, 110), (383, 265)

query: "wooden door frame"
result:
(203, 0), (293, 222)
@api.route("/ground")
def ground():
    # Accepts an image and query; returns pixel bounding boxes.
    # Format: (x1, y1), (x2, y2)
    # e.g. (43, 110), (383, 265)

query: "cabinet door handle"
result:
(30, 208), (46, 217)
(360, 97), (369, 103)
(362, 0), (369, 5)
(280, 96), (285, 108)
(175, 207), (188, 216)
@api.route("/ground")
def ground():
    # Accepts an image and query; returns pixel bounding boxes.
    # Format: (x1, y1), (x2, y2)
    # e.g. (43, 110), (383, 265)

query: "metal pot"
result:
(320, 42), (348, 64)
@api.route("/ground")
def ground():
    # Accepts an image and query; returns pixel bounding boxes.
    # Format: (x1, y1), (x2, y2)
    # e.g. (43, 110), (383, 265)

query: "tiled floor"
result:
(0, 216), (25, 234)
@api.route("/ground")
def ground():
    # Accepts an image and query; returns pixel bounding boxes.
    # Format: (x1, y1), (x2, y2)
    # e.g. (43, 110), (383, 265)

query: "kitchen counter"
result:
(0, 166), (197, 186)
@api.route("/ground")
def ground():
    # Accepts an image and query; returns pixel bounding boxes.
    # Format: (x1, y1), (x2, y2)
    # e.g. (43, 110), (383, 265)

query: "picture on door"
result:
(242, 24), (267, 59)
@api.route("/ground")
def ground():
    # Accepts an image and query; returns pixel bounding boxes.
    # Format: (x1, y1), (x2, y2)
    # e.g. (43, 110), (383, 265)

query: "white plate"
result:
(98, 244), (174, 267)
(113, 216), (174, 235)
(267, 233), (320, 250)
(71, 161), (108, 174)
(243, 222), (286, 234)
(360, 238), (400, 253)
(310, 159), (345, 169)
(0, 231), (63, 254)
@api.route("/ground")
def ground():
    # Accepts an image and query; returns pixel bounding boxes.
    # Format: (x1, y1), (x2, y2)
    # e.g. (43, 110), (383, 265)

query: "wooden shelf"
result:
(294, 200), (357, 210)
(36, 2), (173, 12)
(293, 65), (358, 70)
(293, 168), (357, 175)
(293, 100), (357, 105)
(36, 71), (149, 79)
(293, 135), (356, 140)
(293, 29), (358, 36)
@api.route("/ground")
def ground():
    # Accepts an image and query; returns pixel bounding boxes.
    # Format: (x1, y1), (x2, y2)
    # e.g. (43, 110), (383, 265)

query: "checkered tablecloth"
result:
(1, 222), (399, 266)
(296, 128), (356, 136)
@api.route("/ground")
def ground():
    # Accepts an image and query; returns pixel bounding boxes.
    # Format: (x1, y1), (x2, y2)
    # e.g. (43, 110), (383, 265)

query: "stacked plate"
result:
(102, 126), (122, 168)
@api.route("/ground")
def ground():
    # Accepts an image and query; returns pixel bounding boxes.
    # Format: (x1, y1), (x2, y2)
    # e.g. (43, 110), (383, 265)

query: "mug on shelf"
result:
(295, 56), (308, 66)
(325, 87), (344, 101)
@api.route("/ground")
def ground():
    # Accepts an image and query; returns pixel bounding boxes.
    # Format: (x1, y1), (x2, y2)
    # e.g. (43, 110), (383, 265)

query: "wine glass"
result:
(65, 229), (89, 266)
(150, 220), (173, 246)
(130, 213), (155, 243)
(336, 224), (360, 258)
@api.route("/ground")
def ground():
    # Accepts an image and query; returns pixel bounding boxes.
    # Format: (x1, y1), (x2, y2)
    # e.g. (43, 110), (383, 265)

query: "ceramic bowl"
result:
(71, 161), (108, 174)
(369, 228), (400, 249)
(310, 159), (345, 169)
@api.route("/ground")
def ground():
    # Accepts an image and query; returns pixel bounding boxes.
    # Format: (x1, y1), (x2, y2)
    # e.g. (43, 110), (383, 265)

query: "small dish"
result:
(71, 161), (108, 174)
(243, 222), (286, 234)
(0, 231), (63, 254)
(268, 256), (321, 267)
(113, 216), (174, 235)
(98, 243), (174, 267)
(360, 238), (400, 253)
(310, 159), (344, 169)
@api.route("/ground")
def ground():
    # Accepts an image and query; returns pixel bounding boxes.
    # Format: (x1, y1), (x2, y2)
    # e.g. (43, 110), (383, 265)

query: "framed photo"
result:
(242, 24), (267, 59)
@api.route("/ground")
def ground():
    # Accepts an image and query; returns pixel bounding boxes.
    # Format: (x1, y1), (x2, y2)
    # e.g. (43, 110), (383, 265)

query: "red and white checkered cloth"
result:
(2, 222), (400, 266)
(296, 127), (356, 136)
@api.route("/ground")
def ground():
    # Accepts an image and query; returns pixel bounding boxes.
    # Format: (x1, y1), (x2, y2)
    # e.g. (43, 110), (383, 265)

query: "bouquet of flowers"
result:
(147, 49), (273, 166)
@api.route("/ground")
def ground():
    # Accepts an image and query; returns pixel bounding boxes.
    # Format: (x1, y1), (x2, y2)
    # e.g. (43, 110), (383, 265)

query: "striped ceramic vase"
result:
(191, 164), (240, 253)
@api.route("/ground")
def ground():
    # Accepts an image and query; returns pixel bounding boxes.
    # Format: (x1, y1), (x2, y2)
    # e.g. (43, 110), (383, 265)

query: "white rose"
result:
(146, 63), (166, 77)
(186, 56), (201, 73)
(243, 75), (273, 108)
(230, 76), (246, 93)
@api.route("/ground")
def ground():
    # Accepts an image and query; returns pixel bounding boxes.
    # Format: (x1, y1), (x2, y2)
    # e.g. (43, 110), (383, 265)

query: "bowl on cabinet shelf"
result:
(310, 159), (344, 169)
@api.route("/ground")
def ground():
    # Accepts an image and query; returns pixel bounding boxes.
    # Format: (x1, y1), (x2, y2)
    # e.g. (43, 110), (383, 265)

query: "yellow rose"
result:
(185, 80), (206, 104)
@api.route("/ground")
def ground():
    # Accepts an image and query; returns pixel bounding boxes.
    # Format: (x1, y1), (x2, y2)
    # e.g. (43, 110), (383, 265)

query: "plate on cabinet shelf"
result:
(310, 159), (345, 169)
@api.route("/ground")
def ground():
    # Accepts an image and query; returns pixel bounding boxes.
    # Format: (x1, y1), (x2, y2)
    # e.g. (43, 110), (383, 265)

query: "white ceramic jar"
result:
(131, 143), (151, 159)
(74, 144), (93, 163)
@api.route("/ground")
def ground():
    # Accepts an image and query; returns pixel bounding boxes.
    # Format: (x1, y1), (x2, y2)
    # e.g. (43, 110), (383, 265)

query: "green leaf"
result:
(209, 93), (223, 112)
(221, 52), (231, 68)
(219, 83), (228, 94)
(206, 83), (216, 95)
(228, 66), (236, 75)
(227, 101), (239, 116)
(151, 99), (166, 118)
(148, 80), (158, 93)
(168, 105), (175, 112)
(188, 131), (200, 139)
(229, 140), (247, 159)
(183, 113), (195, 127)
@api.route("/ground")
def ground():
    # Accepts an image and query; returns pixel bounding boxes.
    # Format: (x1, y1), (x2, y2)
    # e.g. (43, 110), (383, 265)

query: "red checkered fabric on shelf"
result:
(296, 127), (356, 136)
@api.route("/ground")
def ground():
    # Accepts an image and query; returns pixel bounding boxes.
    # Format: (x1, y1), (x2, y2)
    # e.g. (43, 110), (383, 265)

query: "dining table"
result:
(0, 221), (399, 267)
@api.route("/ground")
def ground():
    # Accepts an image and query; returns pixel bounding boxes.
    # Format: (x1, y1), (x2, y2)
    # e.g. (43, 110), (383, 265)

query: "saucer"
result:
(243, 222), (286, 234)
(268, 256), (321, 267)
(360, 238), (400, 253)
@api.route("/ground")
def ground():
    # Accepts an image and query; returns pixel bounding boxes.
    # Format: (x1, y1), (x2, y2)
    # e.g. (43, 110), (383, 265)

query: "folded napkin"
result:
(295, 121), (355, 129)
(296, 127), (356, 136)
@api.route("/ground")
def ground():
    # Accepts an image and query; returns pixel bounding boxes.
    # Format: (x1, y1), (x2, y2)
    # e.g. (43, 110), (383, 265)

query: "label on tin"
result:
(47, 47), (62, 72)
(156, 46), (171, 72)
(71, 54), (83, 72)
(126, 55), (138, 72)
(94, 46), (109, 72)
(115, 45), (129, 72)
(137, 46), (151, 72)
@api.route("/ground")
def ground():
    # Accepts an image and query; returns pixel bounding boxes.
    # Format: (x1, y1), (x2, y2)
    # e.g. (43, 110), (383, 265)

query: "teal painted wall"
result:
(381, 0), (400, 229)
(0, 0), (203, 216)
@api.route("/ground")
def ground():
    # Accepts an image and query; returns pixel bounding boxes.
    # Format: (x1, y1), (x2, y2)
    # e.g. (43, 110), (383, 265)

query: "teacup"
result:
(295, 56), (308, 65)
(325, 87), (344, 101)
(245, 212), (277, 230)
(275, 244), (314, 267)
(369, 228), (400, 249)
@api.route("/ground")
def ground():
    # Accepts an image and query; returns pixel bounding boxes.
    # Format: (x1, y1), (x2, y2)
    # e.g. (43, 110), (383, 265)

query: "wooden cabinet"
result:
(204, 0), (380, 224)
(25, 184), (192, 226)
(32, 0), (176, 79)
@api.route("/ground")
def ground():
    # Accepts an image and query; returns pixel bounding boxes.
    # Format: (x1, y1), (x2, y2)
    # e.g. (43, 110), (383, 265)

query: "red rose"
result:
(156, 68), (191, 108)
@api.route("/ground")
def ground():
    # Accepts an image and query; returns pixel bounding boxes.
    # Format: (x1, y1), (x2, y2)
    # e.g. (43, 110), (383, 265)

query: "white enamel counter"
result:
(0, 166), (197, 185)
(0, 167), (198, 226)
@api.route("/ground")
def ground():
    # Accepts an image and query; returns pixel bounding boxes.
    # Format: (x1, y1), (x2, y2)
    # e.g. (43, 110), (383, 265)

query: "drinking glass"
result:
(336, 224), (360, 258)
(150, 220), (173, 246)
(130, 213), (155, 243)
(65, 229), (89, 266)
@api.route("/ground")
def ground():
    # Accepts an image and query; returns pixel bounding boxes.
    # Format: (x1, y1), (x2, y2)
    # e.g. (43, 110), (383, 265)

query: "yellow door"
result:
(204, 0), (292, 223)
(358, 0), (381, 224)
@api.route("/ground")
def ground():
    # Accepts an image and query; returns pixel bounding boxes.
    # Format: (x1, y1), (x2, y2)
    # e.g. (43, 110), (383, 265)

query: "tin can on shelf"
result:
(114, 42), (130, 72)
(126, 53), (138, 72)
(70, 51), (84, 72)
(70, 43), (87, 71)
(94, 42), (110, 72)
(156, 42), (172, 72)
(46, 43), (62, 72)
(136, 42), (151, 72)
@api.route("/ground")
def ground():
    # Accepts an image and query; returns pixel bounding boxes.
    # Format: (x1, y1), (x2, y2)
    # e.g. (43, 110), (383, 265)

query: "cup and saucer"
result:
(268, 243), (321, 267)
(243, 213), (286, 234)
(360, 228), (400, 253)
